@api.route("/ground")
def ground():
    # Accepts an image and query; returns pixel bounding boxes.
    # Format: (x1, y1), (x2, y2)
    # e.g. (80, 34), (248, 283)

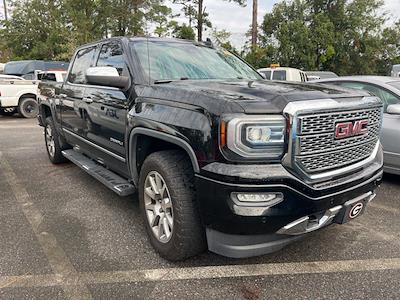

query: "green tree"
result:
(258, 0), (400, 75)
(172, 23), (196, 40)
(0, 0), (70, 60)
(149, 3), (179, 37)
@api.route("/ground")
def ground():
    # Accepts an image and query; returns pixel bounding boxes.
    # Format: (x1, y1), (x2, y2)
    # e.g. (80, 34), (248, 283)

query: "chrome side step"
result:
(62, 150), (135, 197)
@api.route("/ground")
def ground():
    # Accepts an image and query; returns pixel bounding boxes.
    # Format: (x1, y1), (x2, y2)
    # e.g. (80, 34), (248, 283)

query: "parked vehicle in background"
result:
(0, 76), (38, 118)
(315, 76), (400, 175)
(4, 60), (69, 80)
(391, 65), (400, 77)
(37, 71), (67, 82)
(0, 75), (24, 81)
(306, 71), (339, 81)
(38, 37), (383, 260)
(258, 67), (308, 82)
(0, 63), (5, 74)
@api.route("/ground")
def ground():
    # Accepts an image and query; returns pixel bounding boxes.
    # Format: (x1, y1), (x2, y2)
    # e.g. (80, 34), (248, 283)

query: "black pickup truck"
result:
(38, 37), (384, 260)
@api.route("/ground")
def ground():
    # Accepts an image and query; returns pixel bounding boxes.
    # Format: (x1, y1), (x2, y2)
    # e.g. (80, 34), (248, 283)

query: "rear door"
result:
(60, 45), (97, 139)
(81, 41), (131, 176)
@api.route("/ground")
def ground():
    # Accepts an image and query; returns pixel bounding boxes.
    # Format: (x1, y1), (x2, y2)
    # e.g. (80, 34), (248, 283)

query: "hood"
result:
(144, 79), (370, 115)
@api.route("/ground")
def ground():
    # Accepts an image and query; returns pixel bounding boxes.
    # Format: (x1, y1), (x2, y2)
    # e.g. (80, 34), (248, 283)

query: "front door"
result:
(82, 41), (131, 177)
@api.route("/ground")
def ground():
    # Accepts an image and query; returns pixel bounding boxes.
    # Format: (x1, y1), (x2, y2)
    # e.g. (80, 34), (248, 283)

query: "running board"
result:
(62, 149), (135, 196)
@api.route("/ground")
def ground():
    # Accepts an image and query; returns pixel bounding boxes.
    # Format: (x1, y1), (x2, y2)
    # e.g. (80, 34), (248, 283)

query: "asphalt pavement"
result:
(0, 115), (399, 300)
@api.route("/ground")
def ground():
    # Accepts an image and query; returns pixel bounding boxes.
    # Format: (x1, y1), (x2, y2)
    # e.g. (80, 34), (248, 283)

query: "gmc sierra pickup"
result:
(38, 37), (384, 260)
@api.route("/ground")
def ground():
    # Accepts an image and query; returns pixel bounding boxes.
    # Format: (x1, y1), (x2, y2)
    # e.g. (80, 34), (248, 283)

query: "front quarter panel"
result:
(128, 98), (216, 167)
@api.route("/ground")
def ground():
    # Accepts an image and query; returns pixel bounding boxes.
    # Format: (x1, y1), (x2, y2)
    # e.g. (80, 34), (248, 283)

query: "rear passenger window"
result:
(41, 73), (56, 81)
(68, 47), (96, 84)
(272, 70), (286, 81)
(97, 43), (127, 76)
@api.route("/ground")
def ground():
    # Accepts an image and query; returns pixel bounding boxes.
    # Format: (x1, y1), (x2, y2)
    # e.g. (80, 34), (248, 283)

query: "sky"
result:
(1, 0), (400, 49)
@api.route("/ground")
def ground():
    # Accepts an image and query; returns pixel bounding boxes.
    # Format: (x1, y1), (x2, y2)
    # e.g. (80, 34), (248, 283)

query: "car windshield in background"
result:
(131, 41), (261, 81)
(388, 81), (400, 91)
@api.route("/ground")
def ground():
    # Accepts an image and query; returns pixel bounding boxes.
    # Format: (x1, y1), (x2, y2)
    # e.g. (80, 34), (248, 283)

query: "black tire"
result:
(139, 150), (206, 261)
(0, 107), (17, 116)
(18, 97), (38, 118)
(44, 117), (68, 164)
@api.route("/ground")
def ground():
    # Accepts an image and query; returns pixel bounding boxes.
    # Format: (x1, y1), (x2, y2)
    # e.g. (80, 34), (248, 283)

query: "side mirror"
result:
(387, 104), (400, 115)
(86, 66), (129, 89)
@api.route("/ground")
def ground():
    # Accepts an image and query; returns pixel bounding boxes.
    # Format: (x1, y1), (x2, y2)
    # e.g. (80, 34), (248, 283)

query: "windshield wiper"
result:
(154, 79), (173, 84)
(154, 77), (190, 84)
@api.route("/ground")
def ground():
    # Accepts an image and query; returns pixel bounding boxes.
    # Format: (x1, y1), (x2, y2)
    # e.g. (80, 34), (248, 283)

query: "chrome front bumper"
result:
(277, 191), (376, 236)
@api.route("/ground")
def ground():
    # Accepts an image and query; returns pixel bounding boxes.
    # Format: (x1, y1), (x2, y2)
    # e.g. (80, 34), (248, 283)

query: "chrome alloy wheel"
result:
(144, 171), (174, 243)
(45, 124), (55, 158)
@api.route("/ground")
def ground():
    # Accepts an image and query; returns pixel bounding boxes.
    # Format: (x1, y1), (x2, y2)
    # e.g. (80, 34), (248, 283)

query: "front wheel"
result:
(18, 98), (38, 118)
(139, 150), (206, 261)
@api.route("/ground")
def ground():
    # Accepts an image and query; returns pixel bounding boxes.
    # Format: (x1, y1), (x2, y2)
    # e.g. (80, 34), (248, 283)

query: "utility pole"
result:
(2, 0), (8, 21)
(251, 0), (258, 49)
(197, 0), (203, 41)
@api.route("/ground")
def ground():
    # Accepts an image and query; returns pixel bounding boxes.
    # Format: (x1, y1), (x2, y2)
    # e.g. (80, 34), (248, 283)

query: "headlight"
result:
(220, 115), (286, 160)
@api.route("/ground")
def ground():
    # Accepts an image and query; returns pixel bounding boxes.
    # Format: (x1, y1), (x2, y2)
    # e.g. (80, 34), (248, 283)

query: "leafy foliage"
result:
(252, 0), (400, 75)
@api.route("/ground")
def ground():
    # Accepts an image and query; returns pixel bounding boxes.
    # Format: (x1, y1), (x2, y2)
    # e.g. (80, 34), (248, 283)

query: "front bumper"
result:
(195, 146), (383, 258)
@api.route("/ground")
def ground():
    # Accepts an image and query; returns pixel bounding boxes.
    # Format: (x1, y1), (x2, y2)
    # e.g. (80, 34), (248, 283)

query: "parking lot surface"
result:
(0, 116), (399, 299)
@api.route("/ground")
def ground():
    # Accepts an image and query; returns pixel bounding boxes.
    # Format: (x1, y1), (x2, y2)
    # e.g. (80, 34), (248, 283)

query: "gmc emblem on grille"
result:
(335, 119), (369, 139)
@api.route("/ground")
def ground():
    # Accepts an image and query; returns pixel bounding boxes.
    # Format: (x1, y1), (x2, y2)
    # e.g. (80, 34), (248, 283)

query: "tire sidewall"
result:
(19, 98), (38, 118)
(139, 155), (194, 258)
(44, 117), (66, 164)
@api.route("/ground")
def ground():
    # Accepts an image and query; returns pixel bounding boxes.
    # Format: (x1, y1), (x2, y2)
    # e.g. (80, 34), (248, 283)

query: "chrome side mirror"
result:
(86, 66), (129, 89)
(387, 104), (400, 115)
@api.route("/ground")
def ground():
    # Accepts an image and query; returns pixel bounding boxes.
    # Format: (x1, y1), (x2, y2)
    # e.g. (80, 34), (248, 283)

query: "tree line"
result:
(1, 0), (399, 76)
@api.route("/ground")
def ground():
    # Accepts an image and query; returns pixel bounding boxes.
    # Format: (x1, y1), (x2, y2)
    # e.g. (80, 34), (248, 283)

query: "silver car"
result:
(316, 76), (400, 175)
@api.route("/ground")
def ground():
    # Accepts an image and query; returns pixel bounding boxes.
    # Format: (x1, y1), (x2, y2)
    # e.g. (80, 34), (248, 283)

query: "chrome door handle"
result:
(83, 97), (93, 104)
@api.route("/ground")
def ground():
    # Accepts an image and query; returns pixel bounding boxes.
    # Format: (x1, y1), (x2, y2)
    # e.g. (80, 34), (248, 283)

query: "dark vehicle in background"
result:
(4, 60), (69, 80)
(316, 76), (400, 175)
(38, 37), (383, 260)
(306, 71), (339, 81)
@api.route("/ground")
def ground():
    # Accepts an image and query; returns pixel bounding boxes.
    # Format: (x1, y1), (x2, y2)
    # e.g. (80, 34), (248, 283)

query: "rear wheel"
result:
(139, 150), (206, 261)
(18, 98), (38, 118)
(44, 117), (68, 164)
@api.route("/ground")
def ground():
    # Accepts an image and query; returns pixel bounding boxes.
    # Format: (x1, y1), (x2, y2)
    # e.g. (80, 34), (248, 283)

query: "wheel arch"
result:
(18, 93), (37, 104)
(128, 128), (200, 186)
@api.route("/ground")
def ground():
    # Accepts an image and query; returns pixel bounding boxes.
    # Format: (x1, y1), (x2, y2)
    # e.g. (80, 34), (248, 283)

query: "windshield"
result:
(388, 81), (400, 91)
(131, 41), (261, 81)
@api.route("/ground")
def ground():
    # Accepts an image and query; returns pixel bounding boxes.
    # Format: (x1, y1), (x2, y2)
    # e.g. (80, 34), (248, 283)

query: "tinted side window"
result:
(261, 71), (271, 80)
(272, 70), (286, 81)
(68, 47), (96, 84)
(97, 43), (126, 76)
(339, 82), (400, 112)
(41, 73), (56, 81)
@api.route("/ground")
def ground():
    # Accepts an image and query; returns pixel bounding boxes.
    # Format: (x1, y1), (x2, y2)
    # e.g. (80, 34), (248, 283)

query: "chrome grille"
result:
(296, 142), (376, 172)
(299, 108), (382, 135)
(295, 106), (382, 173)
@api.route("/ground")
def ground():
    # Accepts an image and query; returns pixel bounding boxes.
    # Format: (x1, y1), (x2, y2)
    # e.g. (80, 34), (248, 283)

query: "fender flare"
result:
(128, 127), (200, 185)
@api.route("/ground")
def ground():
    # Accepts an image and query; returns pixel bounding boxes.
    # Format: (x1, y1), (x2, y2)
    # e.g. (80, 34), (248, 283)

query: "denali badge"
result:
(335, 119), (368, 139)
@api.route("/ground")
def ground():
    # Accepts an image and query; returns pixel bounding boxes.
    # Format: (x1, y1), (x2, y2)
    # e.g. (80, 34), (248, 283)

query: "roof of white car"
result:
(257, 67), (304, 72)
(317, 75), (400, 84)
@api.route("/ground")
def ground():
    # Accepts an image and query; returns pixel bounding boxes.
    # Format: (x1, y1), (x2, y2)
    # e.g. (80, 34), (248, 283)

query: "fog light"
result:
(232, 192), (283, 207)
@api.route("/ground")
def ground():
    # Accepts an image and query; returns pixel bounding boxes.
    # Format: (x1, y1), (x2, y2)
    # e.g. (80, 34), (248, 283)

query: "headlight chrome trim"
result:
(222, 114), (286, 160)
